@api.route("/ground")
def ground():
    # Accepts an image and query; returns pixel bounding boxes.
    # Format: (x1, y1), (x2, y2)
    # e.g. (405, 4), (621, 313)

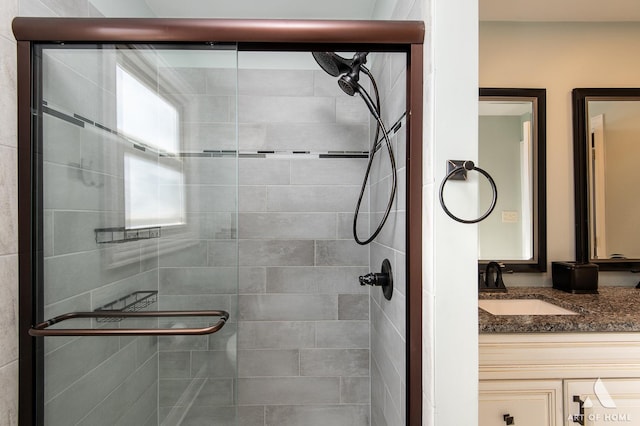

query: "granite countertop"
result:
(479, 286), (640, 333)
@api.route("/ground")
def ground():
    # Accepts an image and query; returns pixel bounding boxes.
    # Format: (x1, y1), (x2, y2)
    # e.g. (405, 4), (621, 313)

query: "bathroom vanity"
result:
(479, 287), (640, 426)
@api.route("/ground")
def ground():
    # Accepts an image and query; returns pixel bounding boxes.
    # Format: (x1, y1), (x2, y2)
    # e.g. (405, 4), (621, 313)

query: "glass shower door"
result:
(33, 44), (238, 426)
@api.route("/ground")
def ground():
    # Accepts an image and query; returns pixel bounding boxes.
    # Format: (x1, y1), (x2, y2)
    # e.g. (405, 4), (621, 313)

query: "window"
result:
(116, 64), (179, 153)
(124, 155), (185, 229)
(117, 64), (185, 229)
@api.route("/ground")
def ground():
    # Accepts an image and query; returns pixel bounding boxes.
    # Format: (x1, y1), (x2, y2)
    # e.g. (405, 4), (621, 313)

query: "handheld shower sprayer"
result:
(311, 52), (377, 116)
(336, 52), (368, 96)
(312, 51), (398, 245)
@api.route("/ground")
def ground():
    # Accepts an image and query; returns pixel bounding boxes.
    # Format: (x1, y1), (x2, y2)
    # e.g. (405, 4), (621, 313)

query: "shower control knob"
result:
(358, 274), (369, 286)
(358, 259), (393, 300)
(359, 273), (381, 286)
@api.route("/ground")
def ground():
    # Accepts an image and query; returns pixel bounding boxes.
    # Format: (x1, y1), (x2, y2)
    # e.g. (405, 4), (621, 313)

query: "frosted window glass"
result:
(116, 65), (179, 153)
(125, 154), (185, 229)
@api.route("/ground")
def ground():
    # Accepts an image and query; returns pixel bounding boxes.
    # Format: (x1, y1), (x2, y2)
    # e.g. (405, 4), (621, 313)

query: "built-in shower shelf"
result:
(95, 226), (161, 244)
(95, 290), (158, 323)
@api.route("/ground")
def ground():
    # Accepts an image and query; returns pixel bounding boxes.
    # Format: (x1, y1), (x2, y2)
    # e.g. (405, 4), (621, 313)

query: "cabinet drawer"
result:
(565, 378), (640, 426)
(480, 380), (563, 426)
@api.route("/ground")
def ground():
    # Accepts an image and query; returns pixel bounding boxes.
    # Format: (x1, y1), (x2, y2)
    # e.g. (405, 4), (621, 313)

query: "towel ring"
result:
(439, 160), (497, 224)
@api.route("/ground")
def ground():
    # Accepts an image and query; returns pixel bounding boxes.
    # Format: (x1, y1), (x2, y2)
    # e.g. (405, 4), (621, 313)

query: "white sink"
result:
(478, 299), (579, 316)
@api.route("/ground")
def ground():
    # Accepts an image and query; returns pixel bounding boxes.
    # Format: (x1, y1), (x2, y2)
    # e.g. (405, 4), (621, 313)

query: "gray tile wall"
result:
(0, 1), (19, 423)
(236, 65), (372, 426)
(368, 52), (408, 426)
(40, 50), (242, 425)
(2, 4), (105, 424)
(4, 21), (411, 424)
(41, 48), (160, 426)
(155, 63), (239, 425)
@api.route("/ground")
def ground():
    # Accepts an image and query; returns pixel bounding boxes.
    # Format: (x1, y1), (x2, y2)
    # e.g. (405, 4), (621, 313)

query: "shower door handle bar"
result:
(29, 310), (229, 337)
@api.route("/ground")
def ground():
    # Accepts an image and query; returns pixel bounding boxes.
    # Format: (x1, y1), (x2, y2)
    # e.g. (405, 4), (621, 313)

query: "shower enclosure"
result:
(14, 18), (424, 426)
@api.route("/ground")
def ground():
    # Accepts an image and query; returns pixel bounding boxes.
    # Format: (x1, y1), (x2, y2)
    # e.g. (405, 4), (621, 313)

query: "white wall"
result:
(480, 21), (640, 287)
(377, 0), (480, 424)
(430, 0), (479, 425)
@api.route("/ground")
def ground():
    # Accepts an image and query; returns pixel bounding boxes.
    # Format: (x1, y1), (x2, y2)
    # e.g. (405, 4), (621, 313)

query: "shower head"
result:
(311, 52), (352, 77)
(312, 51), (369, 96)
(338, 73), (358, 96)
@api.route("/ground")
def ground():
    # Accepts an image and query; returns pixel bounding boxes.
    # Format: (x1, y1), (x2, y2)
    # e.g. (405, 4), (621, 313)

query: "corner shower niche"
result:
(17, 19), (422, 426)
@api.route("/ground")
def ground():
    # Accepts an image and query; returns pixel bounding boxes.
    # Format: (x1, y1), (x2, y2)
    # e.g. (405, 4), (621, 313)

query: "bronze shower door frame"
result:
(13, 18), (424, 425)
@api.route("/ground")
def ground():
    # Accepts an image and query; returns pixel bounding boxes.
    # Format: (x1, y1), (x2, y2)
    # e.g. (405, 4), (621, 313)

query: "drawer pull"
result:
(503, 413), (514, 425)
(572, 395), (585, 425)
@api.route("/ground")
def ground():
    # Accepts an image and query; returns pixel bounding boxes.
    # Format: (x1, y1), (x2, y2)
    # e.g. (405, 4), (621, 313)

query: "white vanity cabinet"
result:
(479, 380), (563, 426)
(564, 379), (640, 425)
(479, 334), (640, 426)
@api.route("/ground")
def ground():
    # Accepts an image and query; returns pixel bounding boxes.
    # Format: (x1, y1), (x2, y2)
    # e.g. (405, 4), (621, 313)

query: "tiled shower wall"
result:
(154, 63), (239, 424)
(151, 62), (376, 425)
(39, 48), (242, 426)
(40, 57), (383, 426)
(235, 65), (373, 425)
(0, 3), (106, 423)
(2, 4), (416, 425)
(0, 2), (19, 423)
(368, 52), (408, 426)
(41, 49), (159, 425)
(0, 2), (441, 426)
(40, 50), (244, 425)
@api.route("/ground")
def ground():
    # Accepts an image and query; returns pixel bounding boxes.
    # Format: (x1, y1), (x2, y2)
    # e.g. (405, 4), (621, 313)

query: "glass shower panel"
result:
(35, 44), (238, 425)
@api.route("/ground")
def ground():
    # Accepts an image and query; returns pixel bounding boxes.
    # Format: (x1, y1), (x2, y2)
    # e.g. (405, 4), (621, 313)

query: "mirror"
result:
(573, 88), (640, 270)
(478, 88), (547, 272)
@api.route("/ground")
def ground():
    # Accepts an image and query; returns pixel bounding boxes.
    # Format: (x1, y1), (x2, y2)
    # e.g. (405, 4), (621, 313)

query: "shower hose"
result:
(352, 66), (398, 245)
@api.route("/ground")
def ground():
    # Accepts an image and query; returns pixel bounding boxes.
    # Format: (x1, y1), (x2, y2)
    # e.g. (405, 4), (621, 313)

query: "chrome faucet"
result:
(479, 261), (507, 292)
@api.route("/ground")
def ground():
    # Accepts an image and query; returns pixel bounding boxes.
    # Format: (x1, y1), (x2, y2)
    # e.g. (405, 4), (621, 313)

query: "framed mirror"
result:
(573, 88), (640, 270)
(478, 88), (547, 272)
